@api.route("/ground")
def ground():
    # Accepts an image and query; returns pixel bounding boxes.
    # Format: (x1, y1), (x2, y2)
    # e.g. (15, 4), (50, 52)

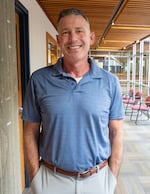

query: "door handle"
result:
(19, 107), (23, 113)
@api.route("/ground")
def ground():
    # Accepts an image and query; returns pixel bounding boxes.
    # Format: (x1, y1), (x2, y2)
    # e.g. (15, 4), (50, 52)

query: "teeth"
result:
(69, 45), (81, 49)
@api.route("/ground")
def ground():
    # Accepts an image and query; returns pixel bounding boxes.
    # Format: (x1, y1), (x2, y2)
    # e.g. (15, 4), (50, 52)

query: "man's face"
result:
(57, 15), (95, 62)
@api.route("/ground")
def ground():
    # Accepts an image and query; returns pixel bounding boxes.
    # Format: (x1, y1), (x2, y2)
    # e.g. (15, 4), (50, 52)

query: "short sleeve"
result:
(109, 77), (125, 120)
(22, 75), (41, 122)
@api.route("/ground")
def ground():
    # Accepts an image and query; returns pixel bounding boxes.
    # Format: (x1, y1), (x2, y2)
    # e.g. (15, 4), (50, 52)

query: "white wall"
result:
(19, 0), (58, 73)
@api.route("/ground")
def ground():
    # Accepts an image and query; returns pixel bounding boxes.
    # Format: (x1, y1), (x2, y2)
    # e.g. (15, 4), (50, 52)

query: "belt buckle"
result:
(77, 169), (90, 178)
(79, 165), (100, 178)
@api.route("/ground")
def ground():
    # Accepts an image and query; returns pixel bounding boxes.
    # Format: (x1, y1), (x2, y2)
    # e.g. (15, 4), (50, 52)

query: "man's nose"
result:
(69, 31), (77, 41)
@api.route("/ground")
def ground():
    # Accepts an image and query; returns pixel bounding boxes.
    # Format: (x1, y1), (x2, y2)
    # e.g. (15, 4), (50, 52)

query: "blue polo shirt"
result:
(22, 57), (124, 172)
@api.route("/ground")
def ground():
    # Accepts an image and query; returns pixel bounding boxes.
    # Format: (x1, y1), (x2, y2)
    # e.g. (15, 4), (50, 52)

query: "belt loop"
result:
(77, 172), (81, 178)
(96, 165), (99, 173)
(53, 166), (56, 174)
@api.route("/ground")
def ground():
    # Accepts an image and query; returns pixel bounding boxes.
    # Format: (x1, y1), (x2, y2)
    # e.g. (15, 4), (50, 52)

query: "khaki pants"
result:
(28, 164), (117, 194)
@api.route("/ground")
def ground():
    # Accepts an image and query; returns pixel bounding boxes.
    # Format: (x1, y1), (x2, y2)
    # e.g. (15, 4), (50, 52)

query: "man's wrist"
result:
(29, 167), (39, 182)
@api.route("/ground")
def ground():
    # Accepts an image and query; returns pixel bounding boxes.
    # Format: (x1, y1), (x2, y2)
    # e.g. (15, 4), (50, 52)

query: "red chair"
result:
(122, 88), (134, 100)
(130, 95), (150, 124)
(123, 91), (142, 114)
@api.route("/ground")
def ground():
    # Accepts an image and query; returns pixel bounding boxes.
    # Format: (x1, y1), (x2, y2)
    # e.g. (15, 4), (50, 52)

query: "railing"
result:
(120, 79), (150, 99)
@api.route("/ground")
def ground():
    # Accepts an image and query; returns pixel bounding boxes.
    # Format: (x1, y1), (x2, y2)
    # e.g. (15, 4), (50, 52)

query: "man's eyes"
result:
(76, 30), (83, 33)
(61, 30), (84, 35)
(62, 31), (69, 35)
(61, 31), (71, 36)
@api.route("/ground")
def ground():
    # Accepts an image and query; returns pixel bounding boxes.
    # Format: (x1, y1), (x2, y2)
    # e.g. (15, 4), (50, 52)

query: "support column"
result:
(0, 0), (22, 193)
(132, 43), (136, 98)
(139, 40), (144, 94)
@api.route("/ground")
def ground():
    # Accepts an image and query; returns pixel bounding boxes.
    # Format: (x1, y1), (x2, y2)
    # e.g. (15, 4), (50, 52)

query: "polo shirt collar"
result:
(52, 57), (104, 79)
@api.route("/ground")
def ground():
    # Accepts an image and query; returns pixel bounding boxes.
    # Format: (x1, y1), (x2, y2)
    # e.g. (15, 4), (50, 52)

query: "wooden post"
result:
(0, 0), (22, 193)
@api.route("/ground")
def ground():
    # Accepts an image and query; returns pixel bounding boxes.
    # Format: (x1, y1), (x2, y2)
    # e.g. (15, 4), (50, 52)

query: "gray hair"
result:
(57, 8), (89, 24)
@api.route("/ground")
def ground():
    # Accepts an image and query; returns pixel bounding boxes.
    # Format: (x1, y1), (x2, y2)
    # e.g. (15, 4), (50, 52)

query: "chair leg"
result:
(125, 103), (129, 114)
(135, 110), (140, 124)
(146, 110), (150, 120)
(130, 109), (133, 120)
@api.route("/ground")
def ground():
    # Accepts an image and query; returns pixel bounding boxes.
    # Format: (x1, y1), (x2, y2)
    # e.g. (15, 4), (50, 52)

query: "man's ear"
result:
(90, 32), (95, 46)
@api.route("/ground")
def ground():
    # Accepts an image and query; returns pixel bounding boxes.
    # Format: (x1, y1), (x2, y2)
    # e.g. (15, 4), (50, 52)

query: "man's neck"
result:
(63, 58), (90, 78)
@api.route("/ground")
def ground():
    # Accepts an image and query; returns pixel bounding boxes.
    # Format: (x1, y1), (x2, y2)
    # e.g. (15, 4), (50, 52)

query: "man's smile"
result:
(67, 45), (82, 50)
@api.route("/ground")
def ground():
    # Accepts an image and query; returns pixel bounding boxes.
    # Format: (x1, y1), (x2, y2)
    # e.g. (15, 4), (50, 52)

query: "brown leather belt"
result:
(41, 159), (108, 178)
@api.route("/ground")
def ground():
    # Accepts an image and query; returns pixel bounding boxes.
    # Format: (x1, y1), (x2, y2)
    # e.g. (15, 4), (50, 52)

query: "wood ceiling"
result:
(36, 0), (150, 51)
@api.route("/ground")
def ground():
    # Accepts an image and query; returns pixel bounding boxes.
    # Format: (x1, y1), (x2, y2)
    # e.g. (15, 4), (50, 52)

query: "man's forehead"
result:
(57, 15), (90, 30)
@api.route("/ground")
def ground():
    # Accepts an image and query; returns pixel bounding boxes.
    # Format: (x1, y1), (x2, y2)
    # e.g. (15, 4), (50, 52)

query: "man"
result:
(23, 8), (124, 194)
